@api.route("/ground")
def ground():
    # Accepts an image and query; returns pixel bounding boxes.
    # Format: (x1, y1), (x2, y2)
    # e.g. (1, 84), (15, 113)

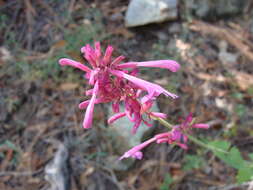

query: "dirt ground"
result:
(0, 0), (253, 190)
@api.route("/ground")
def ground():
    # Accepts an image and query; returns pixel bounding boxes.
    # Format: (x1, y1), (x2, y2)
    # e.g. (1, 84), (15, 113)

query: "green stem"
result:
(155, 117), (173, 129)
(187, 135), (227, 154)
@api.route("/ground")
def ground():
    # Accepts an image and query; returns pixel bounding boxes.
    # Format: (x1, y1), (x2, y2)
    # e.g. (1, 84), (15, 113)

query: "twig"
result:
(208, 181), (251, 190)
(68, 0), (76, 16)
(189, 20), (253, 61)
(37, 0), (58, 20)
(83, 159), (124, 190)
(24, 0), (36, 51)
(0, 168), (43, 177)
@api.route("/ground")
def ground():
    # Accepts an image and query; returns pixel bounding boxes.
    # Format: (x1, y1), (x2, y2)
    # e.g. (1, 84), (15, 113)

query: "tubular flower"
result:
(119, 137), (157, 160)
(108, 97), (167, 134)
(59, 42), (180, 129)
(120, 114), (210, 160)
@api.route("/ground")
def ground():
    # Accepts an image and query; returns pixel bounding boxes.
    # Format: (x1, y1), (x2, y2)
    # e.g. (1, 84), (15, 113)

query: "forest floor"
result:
(0, 0), (253, 190)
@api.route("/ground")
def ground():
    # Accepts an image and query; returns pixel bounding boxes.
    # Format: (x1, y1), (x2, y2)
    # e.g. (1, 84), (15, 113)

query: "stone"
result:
(168, 22), (181, 34)
(125, 0), (178, 27)
(156, 31), (169, 41)
(218, 41), (239, 66)
(250, 20), (253, 34)
(106, 102), (160, 170)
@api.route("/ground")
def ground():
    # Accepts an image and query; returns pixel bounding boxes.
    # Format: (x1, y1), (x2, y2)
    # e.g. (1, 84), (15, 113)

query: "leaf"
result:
(249, 153), (253, 161)
(235, 104), (247, 117)
(160, 173), (173, 190)
(227, 147), (245, 169)
(236, 167), (253, 183)
(0, 140), (18, 151)
(209, 140), (253, 183)
(183, 154), (204, 171)
(208, 140), (230, 159)
(208, 140), (245, 169)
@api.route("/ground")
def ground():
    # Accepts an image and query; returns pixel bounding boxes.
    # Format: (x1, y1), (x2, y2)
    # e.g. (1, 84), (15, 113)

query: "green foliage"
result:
(231, 92), (244, 100)
(160, 173), (173, 190)
(235, 104), (247, 117)
(208, 140), (253, 183)
(0, 14), (8, 29)
(183, 154), (204, 171)
(86, 151), (107, 160)
(249, 153), (253, 160)
(247, 85), (253, 96)
(237, 167), (253, 184)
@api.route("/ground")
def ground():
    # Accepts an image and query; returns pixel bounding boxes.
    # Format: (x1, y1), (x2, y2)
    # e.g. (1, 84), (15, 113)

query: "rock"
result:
(218, 40), (239, 66)
(125, 0), (178, 27)
(184, 0), (246, 19)
(250, 20), (253, 34)
(168, 22), (181, 34)
(109, 12), (124, 22)
(156, 31), (169, 41)
(194, 0), (210, 18)
(106, 102), (160, 170)
(44, 140), (70, 190)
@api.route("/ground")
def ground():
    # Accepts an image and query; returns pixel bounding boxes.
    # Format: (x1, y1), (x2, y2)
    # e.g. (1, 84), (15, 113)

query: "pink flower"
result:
(108, 98), (167, 134)
(119, 137), (157, 160)
(116, 60), (180, 72)
(159, 113), (210, 149)
(109, 69), (178, 101)
(119, 114), (210, 160)
(179, 113), (210, 130)
(82, 81), (99, 128)
(59, 42), (180, 129)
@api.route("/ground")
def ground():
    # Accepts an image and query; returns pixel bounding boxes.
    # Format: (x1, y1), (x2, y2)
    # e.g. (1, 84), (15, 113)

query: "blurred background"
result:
(0, 0), (253, 189)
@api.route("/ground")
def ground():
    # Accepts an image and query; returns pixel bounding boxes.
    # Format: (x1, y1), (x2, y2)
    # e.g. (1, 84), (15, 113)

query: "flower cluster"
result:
(59, 42), (209, 160)
(119, 114), (209, 160)
(59, 42), (180, 133)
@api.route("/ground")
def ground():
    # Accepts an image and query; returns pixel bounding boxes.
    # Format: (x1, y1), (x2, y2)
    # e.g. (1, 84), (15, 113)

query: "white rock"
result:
(125, 0), (178, 27)
(106, 102), (160, 170)
(218, 41), (239, 65)
(108, 103), (160, 147)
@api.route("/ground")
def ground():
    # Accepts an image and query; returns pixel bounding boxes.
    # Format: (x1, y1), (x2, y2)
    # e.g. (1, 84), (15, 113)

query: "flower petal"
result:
(112, 102), (120, 113)
(132, 151), (143, 160)
(81, 44), (96, 67)
(193, 123), (210, 129)
(108, 112), (126, 124)
(88, 69), (100, 85)
(59, 58), (91, 72)
(82, 81), (99, 128)
(79, 98), (103, 110)
(111, 55), (125, 66)
(131, 116), (142, 134)
(94, 42), (101, 60)
(110, 69), (178, 100)
(117, 60), (180, 72)
(119, 137), (156, 160)
(149, 112), (167, 119)
(103, 45), (114, 65)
